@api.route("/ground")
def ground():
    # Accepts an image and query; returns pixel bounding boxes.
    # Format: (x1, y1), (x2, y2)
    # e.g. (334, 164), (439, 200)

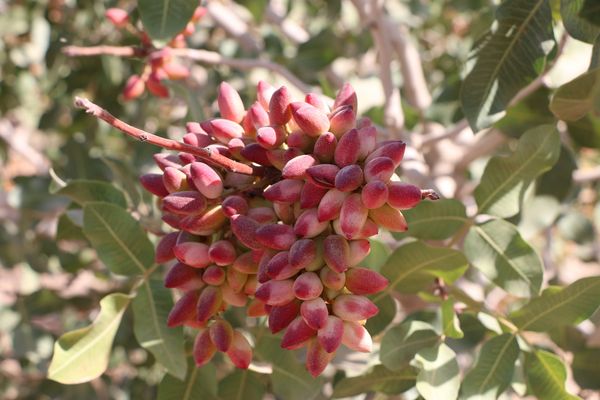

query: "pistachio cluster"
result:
(140, 81), (437, 376)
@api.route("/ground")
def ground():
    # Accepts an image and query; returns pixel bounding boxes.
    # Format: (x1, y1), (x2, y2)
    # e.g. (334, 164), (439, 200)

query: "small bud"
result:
(313, 132), (337, 163)
(317, 189), (348, 221)
(209, 319), (234, 352)
(196, 286), (222, 323)
(323, 234), (350, 273)
(305, 338), (333, 377)
(155, 231), (179, 263)
(226, 330), (253, 369)
(164, 262), (204, 290)
(305, 93), (330, 113)
(162, 167), (187, 193)
(306, 164), (340, 189)
(247, 206), (277, 224)
(281, 317), (316, 350)
(218, 82), (245, 123)
(226, 268), (248, 293)
(202, 265), (226, 286)
(162, 191), (207, 215)
(254, 279), (296, 306)
(190, 161), (223, 199)
(208, 240), (237, 266)
(300, 182), (328, 209)
(167, 290), (199, 327)
(257, 80), (276, 110)
(240, 143), (273, 166)
(357, 125), (377, 159)
(333, 83), (358, 112)
(345, 268), (388, 295)
(339, 194), (368, 239)
(369, 204), (408, 232)
(269, 86), (292, 125)
(263, 179), (304, 203)
(332, 294), (378, 321)
(300, 297), (329, 330)
(230, 214), (262, 250)
(319, 266), (346, 290)
(154, 153), (182, 170)
(179, 205), (226, 236)
(247, 298), (269, 317)
(174, 242), (211, 268)
(387, 182), (422, 209)
(361, 180), (388, 209)
(282, 155), (318, 180)
(162, 61), (190, 80)
(268, 300), (301, 333)
(365, 141), (406, 167)
(146, 72), (169, 98)
(335, 164), (364, 192)
(256, 125), (286, 149)
(209, 119), (245, 144)
(334, 128), (360, 167)
(256, 223), (296, 250)
(318, 316), (344, 353)
(140, 173), (169, 197)
(105, 8), (129, 28)
(329, 105), (356, 137)
(290, 102), (330, 137)
(222, 195), (249, 217)
(247, 101), (270, 130)
(233, 251), (259, 274)
(342, 321), (373, 352)
(294, 208), (329, 238)
(293, 272), (323, 300)
(348, 239), (371, 266)
(364, 157), (395, 183)
(193, 328), (217, 366)
(122, 74), (145, 100)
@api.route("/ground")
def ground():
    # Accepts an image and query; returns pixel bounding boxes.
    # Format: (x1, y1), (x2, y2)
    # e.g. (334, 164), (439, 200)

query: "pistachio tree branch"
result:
(73, 97), (259, 176)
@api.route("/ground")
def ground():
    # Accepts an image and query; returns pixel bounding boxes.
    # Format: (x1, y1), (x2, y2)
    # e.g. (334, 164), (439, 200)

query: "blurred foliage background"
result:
(1, 0), (599, 399)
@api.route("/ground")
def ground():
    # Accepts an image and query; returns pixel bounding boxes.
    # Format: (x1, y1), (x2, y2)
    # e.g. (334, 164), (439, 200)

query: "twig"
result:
(62, 45), (313, 93)
(419, 119), (470, 149)
(169, 48), (313, 93)
(353, 0), (404, 137)
(573, 166), (600, 183)
(73, 97), (258, 176)
(62, 45), (147, 57)
(384, 18), (432, 112)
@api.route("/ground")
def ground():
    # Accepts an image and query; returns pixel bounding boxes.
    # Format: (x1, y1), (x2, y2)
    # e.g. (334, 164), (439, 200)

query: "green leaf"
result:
(48, 293), (131, 384)
(441, 299), (463, 339)
(510, 276), (600, 331)
(255, 335), (323, 400)
(566, 114), (600, 148)
(460, 334), (520, 400)
(460, 0), (555, 131)
(550, 67), (600, 121)
(380, 320), (441, 371)
(590, 36), (600, 70)
(402, 199), (469, 240)
(474, 125), (560, 218)
(557, 211), (596, 244)
(518, 195), (561, 239)
(137, 0), (198, 46)
(464, 219), (543, 297)
(56, 179), (127, 208)
(536, 145), (577, 201)
(133, 279), (186, 380)
(83, 202), (154, 276)
(525, 350), (580, 400)
(332, 365), (416, 398)
(365, 293), (397, 336)
(413, 342), (460, 400)
(561, 0), (600, 43)
(218, 370), (266, 400)
(157, 362), (218, 400)
(380, 241), (468, 294)
(572, 349), (600, 389)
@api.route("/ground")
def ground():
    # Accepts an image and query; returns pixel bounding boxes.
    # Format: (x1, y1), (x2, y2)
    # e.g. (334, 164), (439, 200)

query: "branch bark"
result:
(74, 97), (259, 176)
